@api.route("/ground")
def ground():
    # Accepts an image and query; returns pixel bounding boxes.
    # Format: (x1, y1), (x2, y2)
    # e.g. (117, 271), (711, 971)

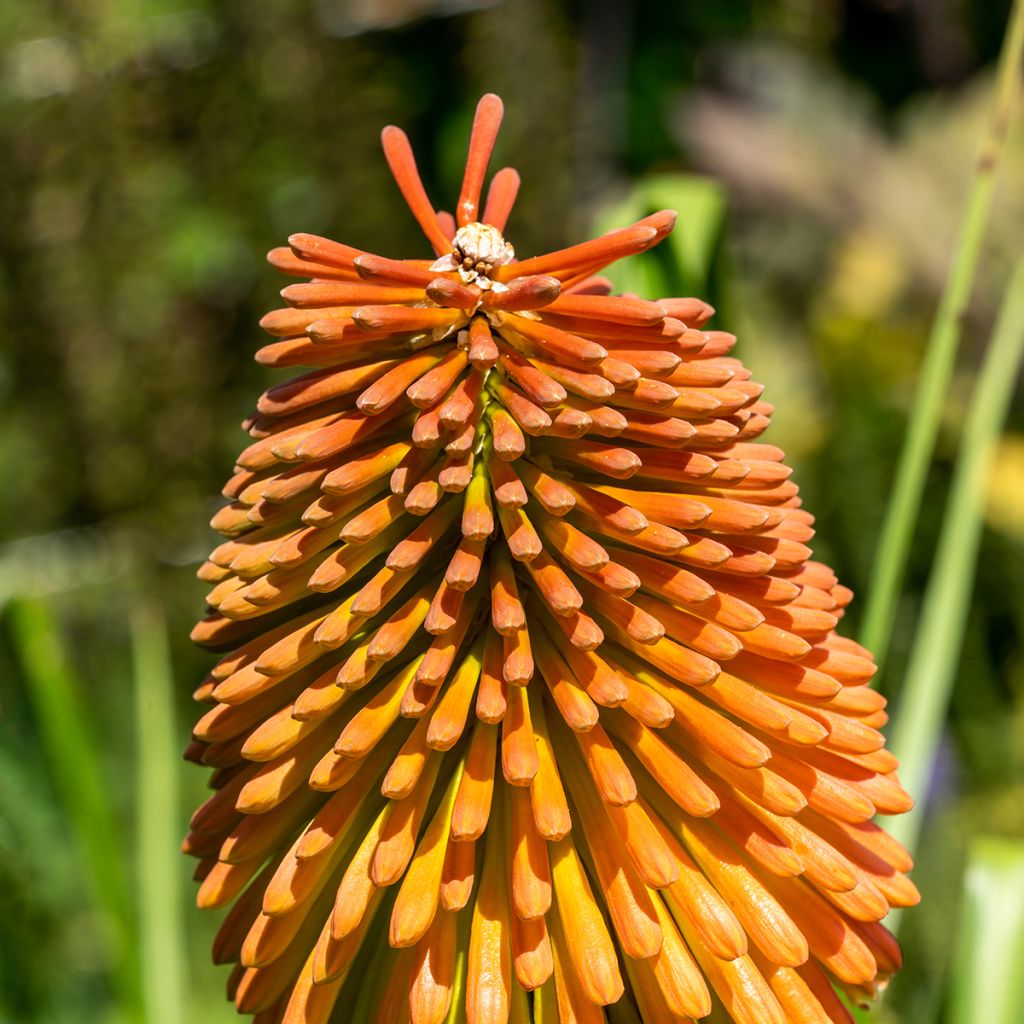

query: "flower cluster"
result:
(185, 94), (916, 1024)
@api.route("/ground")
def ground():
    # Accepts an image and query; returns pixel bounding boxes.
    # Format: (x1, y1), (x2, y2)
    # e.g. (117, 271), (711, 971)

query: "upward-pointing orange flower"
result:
(184, 93), (917, 1024)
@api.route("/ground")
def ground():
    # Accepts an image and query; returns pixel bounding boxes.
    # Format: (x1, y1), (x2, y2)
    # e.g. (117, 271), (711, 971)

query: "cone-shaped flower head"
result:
(186, 94), (916, 1024)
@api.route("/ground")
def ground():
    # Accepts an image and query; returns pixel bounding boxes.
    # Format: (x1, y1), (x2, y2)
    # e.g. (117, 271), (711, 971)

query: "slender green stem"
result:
(859, 0), (1024, 669)
(9, 598), (142, 1018)
(887, 255), (1024, 862)
(132, 603), (187, 1024)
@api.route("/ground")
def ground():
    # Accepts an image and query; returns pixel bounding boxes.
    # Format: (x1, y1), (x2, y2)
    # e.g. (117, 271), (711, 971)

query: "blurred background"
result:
(1, 1), (1022, 1022)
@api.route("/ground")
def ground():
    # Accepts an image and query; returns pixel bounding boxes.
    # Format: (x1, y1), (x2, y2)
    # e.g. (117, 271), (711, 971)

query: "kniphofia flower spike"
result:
(185, 94), (916, 1024)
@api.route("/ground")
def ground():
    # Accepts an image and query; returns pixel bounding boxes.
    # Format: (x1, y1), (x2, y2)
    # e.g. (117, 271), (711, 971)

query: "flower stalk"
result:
(859, 0), (1024, 670)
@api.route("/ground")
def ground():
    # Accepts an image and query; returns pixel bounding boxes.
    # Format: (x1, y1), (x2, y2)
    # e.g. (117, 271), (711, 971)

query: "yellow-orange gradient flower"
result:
(184, 94), (917, 1024)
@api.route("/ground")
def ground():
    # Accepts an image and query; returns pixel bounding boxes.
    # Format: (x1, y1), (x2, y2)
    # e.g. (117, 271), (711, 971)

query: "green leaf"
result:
(590, 173), (728, 299)
(7, 598), (142, 1019)
(948, 838), (1024, 1024)
(132, 603), (188, 1024)
(641, 174), (727, 295)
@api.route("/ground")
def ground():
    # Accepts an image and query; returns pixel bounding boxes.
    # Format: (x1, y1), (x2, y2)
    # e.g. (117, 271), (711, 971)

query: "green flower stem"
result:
(887, 254), (1024, 862)
(859, 0), (1024, 670)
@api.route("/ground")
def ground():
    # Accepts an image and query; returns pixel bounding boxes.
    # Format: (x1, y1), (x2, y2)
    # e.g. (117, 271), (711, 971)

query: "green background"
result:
(1, 1), (1022, 1022)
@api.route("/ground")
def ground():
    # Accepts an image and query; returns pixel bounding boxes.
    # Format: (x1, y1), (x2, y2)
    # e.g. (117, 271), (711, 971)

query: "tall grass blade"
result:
(132, 602), (187, 1024)
(888, 254), (1024, 860)
(948, 838), (1024, 1024)
(859, 0), (1024, 670)
(8, 598), (142, 1018)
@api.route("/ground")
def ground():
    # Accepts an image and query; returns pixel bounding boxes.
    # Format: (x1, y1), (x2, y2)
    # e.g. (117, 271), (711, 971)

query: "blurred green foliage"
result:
(947, 837), (1024, 1024)
(1, 1), (1022, 1022)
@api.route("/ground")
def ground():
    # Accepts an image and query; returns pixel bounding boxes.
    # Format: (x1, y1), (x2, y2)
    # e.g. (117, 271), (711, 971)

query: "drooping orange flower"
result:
(184, 94), (917, 1024)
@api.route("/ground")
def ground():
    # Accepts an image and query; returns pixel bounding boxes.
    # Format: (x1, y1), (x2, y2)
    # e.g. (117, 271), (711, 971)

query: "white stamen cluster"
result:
(431, 222), (515, 291)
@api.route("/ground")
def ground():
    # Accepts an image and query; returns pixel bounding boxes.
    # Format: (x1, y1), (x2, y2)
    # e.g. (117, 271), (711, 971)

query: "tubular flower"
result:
(185, 94), (916, 1024)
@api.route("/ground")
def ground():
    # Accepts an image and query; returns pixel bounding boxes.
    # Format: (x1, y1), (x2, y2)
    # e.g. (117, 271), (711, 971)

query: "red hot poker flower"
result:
(185, 93), (916, 1024)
